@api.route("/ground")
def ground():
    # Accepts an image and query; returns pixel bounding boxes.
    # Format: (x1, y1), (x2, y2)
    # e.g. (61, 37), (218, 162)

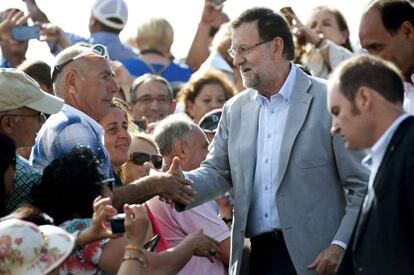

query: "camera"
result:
(11, 25), (41, 41)
(110, 213), (126, 234)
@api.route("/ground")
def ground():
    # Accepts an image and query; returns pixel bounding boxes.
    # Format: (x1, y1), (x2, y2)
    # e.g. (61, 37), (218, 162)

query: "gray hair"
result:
(53, 43), (91, 98)
(129, 73), (173, 104)
(152, 114), (194, 157)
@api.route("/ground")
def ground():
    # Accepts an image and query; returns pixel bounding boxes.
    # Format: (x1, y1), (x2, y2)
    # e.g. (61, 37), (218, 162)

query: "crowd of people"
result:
(0, 0), (413, 274)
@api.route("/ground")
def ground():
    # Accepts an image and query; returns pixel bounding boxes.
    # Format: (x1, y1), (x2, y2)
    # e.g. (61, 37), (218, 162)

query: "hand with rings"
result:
(182, 229), (221, 263)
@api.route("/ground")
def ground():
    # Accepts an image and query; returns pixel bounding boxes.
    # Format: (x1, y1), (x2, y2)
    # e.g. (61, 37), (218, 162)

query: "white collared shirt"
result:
(362, 114), (410, 209)
(246, 64), (297, 237)
(403, 74), (414, 114)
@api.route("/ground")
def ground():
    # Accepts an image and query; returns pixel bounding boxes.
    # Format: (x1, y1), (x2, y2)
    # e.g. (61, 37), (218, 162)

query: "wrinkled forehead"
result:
(136, 79), (171, 97)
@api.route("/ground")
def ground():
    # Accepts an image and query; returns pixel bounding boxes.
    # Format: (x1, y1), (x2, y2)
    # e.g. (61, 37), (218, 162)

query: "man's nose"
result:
(330, 124), (340, 136)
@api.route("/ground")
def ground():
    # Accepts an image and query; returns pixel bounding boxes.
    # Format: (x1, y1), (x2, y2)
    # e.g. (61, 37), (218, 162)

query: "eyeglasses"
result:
(227, 40), (272, 58)
(129, 152), (163, 169)
(5, 112), (45, 121)
(51, 44), (109, 82)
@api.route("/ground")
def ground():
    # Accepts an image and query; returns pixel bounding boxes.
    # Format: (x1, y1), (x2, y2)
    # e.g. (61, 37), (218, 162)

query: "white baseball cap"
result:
(91, 0), (128, 30)
(0, 69), (64, 114)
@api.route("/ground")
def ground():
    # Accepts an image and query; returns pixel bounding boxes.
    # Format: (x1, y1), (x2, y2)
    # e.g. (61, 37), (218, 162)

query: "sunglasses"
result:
(51, 44), (109, 82)
(129, 152), (163, 169)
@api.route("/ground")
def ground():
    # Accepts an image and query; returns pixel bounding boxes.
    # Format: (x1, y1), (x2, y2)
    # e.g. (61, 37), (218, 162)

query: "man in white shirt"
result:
(359, 0), (414, 114)
(328, 54), (414, 274)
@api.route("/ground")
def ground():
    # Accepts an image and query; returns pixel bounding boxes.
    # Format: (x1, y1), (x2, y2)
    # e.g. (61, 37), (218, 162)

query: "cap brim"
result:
(26, 91), (64, 114)
(36, 225), (75, 274)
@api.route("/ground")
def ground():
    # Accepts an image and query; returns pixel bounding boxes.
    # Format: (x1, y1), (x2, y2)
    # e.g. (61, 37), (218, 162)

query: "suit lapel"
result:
(276, 70), (312, 190)
(240, 92), (260, 192)
(353, 116), (414, 247)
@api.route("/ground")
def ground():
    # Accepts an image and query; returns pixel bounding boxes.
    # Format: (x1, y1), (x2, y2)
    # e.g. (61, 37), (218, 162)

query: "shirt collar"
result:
(362, 113), (410, 169)
(254, 63), (297, 106)
(62, 104), (104, 134)
(90, 32), (121, 43)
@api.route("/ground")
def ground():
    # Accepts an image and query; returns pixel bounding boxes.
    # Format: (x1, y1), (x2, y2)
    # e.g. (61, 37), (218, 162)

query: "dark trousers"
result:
(249, 231), (297, 275)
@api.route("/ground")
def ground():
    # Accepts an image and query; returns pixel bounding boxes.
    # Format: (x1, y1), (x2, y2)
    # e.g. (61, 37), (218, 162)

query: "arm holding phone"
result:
(186, 0), (229, 71)
(0, 9), (28, 41)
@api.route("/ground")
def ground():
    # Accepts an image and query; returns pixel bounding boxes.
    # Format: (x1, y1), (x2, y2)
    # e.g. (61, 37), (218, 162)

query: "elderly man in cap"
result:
(31, 43), (195, 209)
(0, 68), (64, 212)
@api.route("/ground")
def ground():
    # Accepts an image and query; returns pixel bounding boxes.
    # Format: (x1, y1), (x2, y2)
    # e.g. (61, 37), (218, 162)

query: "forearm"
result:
(146, 238), (195, 274)
(112, 177), (160, 210)
(24, 0), (50, 23)
(186, 22), (212, 71)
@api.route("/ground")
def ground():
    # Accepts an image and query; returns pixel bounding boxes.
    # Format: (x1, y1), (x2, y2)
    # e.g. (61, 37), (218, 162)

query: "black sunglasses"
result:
(129, 152), (163, 169)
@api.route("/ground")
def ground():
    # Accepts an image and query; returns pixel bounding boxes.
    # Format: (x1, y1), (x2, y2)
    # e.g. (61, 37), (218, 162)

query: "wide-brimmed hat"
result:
(0, 219), (74, 275)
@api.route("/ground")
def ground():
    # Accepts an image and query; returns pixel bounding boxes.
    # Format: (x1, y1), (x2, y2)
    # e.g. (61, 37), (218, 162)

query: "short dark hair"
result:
(32, 147), (104, 225)
(231, 7), (295, 60)
(333, 55), (404, 104)
(370, 0), (414, 35)
(17, 60), (52, 91)
(96, 17), (122, 34)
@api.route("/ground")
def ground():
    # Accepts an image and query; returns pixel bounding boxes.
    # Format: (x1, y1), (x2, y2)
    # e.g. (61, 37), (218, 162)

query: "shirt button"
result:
(264, 159), (268, 164)
(267, 133), (271, 138)
(265, 186), (268, 190)
(264, 213), (268, 218)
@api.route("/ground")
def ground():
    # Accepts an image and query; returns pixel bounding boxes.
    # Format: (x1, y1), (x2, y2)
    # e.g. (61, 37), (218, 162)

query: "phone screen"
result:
(11, 25), (41, 41)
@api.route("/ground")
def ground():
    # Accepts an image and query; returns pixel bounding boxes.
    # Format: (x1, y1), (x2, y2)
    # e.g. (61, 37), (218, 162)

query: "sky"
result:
(0, 0), (370, 66)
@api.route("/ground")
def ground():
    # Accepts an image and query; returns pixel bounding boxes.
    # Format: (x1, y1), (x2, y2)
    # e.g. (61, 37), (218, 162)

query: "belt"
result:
(251, 230), (284, 243)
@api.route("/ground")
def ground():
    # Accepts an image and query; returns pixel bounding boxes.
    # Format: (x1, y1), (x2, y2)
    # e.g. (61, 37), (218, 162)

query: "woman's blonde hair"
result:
(136, 17), (174, 52)
(119, 132), (160, 184)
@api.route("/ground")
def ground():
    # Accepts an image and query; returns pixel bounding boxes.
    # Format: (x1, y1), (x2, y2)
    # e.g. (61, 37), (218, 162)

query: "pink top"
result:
(147, 198), (230, 275)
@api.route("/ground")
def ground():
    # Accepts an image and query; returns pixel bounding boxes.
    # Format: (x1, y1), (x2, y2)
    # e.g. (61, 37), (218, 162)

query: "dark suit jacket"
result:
(338, 116), (414, 275)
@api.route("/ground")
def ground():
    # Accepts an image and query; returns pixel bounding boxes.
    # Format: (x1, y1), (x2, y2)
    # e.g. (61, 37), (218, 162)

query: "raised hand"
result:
(124, 203), (149, 246)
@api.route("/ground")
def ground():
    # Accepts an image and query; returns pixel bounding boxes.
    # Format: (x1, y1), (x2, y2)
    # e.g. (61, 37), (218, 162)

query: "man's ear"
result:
(400, 21), (414, 40)
(0, 116), (15, 136)
(170, 99), (177, 113)
(272, 37), (284, 58)
(355, 86), (373, 111)
(65, 71), (78, 95)
(172, 139), (186, 159)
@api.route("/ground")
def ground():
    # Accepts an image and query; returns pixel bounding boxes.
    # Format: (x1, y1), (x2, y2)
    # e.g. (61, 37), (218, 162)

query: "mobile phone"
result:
(11, 25), (41, 41)
(144, 234), (160, 252)
(133, 119), (146, 132)
(110, 213), (125, 233)
(212, 0), (226, 6)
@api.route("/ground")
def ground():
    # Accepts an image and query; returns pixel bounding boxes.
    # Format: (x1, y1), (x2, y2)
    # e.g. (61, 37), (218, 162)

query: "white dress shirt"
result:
(403, 74), (414, 114)
(246, 64), (297, 237)
(361, 114), (410, 210)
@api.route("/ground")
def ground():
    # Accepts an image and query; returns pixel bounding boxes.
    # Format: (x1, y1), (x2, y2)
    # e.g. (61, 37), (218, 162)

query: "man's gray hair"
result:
(53, 43), (91, 98)
(153, 114), (194, 157)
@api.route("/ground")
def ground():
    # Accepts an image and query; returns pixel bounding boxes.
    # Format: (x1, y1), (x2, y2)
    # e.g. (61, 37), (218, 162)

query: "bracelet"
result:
(122, 254), (148, 268)
(125, 243), (140, 252)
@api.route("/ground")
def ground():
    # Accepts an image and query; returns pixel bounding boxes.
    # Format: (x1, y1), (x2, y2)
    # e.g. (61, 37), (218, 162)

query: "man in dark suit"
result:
(328, 54), (414, 274)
